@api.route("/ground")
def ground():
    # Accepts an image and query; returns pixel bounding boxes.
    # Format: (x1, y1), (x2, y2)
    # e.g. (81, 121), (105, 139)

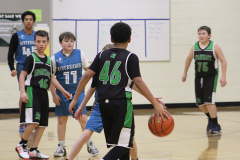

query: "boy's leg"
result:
(130, 139), (138, 160)
(30, 126), (46, 148)
(67, 129), (94, 160)
(22, 123), (39, 141)
(57, 116), (68, 141)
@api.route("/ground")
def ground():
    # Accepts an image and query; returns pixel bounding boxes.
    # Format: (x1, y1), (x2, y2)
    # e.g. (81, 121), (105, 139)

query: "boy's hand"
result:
(21, 91), (28, 103)
(69, 99), (77, 114)
(11, 70), (17, 77)
(74, 105), (85, 120)
(220, 76), (227, 87)
(53, 94), (61, 106)
(62, 91), (71, 100)
(182, 73), (187, 82)
(154, 97), (165, 106)
(154, 103), (169, 121)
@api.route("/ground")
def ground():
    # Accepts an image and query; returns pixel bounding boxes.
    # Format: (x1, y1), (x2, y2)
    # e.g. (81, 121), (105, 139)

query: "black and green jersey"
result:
(24, 52), (51, 89)
(89, 48), (141, 100)
(194, 41), (219, 77)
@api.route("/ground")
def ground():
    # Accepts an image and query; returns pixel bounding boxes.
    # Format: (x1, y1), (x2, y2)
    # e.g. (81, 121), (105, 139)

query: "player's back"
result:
(54, 49), (83, 93)
(97, 48), (133, 100)
(15, 30), (36, 64)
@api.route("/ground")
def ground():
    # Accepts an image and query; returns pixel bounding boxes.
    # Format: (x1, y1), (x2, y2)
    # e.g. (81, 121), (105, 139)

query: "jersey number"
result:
(63, 71), (77, 84)
(38, 79), (48, 89)
(22, 46), (37, 56)
(197, 62), (208, 72)
(99, 61), (121, 85)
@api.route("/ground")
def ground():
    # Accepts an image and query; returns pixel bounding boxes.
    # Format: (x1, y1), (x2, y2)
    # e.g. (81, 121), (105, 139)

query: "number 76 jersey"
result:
(51, 49), (89, 94)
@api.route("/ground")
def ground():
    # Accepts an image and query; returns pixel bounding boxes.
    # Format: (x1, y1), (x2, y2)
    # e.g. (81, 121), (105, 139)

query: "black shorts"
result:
(20, 86), (49, 127)
(99, 99), (135, 149)
(195, 74), (218, 106)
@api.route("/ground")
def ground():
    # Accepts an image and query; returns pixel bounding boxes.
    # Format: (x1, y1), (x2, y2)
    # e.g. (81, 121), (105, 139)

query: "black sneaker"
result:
(211, 124), (222, 134)
(206, 118), (214, 132)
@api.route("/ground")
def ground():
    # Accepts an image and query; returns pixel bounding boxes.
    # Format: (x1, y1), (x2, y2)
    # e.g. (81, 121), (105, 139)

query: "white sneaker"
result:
(15, 143), (30, 159)
(28, 150), (49, 159)
(54, 144), (67, 157)
(86, 141), (100, 157)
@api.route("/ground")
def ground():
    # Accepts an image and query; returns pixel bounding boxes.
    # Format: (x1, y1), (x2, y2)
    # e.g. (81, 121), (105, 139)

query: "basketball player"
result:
(7, 11), (36, 132)
(68, 22), (169, 160)
(50, 32), (99, 157)
(182, 26), (227, 134)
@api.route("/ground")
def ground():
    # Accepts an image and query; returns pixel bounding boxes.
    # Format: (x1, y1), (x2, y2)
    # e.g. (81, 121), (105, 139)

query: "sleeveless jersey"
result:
(54, 49), (83, 94)
(194, 41), (219, 77)
(97, 48), (133, 100)
(16, 30), (36, 64)
(25, 53), (51, 89)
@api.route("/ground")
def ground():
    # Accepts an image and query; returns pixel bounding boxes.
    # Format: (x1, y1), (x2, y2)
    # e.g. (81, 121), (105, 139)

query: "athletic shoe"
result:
(28, 150), (49, 159)
(19, 124), (27, 132)
(54, 144), (67, 157)
(211, 124), (222, 134)
(86, 141), (100, 157)
(206, 118), (214, 132)
(15, 143), (30, 159)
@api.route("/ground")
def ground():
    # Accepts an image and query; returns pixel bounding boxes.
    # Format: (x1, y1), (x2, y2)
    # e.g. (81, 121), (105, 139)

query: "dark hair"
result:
(34, 30), (49, 41)
(21, 11), (36, 22)
(59, 32), (76, 42)
(198, 26), (211, 35)
(110, 22), (131, 43)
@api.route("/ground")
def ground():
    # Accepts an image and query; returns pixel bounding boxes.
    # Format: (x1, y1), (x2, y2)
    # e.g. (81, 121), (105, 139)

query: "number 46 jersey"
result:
(89, 48), (141, 101)
(51, 49), (89, 94)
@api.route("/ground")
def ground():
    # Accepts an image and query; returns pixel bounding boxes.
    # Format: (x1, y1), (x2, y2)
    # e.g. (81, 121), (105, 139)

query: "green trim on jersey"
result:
(46, 56), (51, 65)
(32, 53), (41, 62)
(125, 92), (132, 99)
(213, 74), (218, 92)
(124, 99), (133, 128)
(26, 86), (33, 108)
(194, 42), (200, 50)
(205, 41), (214, 50)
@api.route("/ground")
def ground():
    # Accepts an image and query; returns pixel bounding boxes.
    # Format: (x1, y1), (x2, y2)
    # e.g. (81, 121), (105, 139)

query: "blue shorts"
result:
(16, 63), (24, 82)
(85, 102), (103, 133)
(55, 92), (87, 116)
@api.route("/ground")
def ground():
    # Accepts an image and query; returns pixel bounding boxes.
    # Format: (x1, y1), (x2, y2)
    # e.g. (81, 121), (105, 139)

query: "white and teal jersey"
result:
(16, 30), (36, 64)
(194, 41), (219, 77)
(51, 49), (89, 94)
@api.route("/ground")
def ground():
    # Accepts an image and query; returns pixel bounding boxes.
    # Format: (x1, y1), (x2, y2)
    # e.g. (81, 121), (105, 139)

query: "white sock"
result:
(86, 137), (93, 144)
(59, 141), (65, 146)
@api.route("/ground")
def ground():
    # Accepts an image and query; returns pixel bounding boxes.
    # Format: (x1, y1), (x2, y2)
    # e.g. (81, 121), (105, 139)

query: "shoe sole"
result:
(29, 157), (49, 159)
(54, 153), (67, 157)
(91, 152), (100, 157)
(211, 130), (222, 134)
(15, 147), (29, 160)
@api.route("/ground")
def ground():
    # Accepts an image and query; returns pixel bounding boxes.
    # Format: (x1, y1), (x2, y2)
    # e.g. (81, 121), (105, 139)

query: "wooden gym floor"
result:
(0, 107), (240, 160)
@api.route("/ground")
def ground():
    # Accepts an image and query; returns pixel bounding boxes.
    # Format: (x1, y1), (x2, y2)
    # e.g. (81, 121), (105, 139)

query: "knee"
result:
(79, 115), (88, 124)
(58, 117), (67, 125)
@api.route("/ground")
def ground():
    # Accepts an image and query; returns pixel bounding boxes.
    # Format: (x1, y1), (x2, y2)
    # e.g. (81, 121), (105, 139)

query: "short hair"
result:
(59, 32), (76, 42)
(34, 30), (49, 41)
(21, 11), (36, 22)
(110, 22), (131, 43)
(198, 26), (211, 35)
(102, 44), (114, 50)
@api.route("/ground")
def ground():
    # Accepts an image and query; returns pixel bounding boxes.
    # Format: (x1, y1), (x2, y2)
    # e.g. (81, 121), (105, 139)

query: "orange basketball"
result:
(148, 113), (174, 137)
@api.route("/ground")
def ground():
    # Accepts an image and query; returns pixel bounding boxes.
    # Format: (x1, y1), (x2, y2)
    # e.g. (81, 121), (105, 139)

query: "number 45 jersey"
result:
(51, 49), (89, 94)
(194, 41), (219, 78)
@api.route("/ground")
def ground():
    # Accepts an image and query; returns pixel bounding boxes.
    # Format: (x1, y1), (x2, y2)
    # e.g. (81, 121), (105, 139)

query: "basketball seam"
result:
(153, 115), (161, 136)
(161, 119), (174, 134)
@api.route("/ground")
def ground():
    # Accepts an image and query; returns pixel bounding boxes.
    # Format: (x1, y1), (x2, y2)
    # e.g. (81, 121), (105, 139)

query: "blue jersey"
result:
(54, 49), (84, 95)
(16, 30), (36, 64)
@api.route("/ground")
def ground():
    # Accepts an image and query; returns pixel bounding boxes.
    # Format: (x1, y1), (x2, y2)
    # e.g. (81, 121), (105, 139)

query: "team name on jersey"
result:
(195, 54), (212, 61)
(34, 69), (51, 79)
(20, 41), (35, 46)
(57, 63), (82, 71)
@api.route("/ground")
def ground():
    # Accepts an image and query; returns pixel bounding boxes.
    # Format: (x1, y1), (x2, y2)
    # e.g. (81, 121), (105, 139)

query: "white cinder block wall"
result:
(0, 0), (239, 109)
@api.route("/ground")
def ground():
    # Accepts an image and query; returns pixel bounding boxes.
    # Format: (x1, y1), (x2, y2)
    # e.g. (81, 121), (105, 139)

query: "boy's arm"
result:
(49, 83), (61, 106)
(72, 87), (96, 120)
(68, 69), (95, 114)
(7, 33), (18, 76)
(133, 77), (169, 120)
(182, 46), (194, 82)
(19, 71), (28, 103)
(214, 43), (227, 87)
(51, 74), (71, 100)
